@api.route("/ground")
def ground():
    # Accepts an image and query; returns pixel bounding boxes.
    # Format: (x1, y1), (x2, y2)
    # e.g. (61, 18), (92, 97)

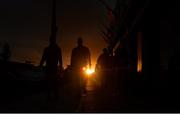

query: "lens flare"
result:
(86, 68), (94, 75)
(82, 67), (94, 77)
(82, 67), (86, 71)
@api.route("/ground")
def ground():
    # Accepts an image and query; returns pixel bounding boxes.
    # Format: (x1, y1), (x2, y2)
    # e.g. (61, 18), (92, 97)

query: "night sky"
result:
(0, 0), (169, 69)
(0, 0), (117, 68)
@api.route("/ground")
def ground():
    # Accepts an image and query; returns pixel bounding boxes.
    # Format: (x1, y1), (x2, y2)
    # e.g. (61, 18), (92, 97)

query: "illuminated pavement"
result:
(76, 77), (127, 112)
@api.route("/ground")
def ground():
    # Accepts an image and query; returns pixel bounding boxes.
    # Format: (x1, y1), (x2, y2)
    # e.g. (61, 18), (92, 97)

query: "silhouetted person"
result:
(39, 38), (62, 101)
(70, 37), (91, 96)
(96, 48), (112, 90)
(96, 48), (110, 71)
(0, 42), (11, 61)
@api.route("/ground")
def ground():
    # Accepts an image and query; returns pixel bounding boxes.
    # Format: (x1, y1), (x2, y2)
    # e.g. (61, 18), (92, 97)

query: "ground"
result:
(0, 70), (178, 112)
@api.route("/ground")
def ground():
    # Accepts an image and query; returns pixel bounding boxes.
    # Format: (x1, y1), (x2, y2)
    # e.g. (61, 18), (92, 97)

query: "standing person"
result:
(39, 37), (63, 101)
(70, 37), (91, 96)
(96, 48), (112, 90)
(96, 48), (110, 71)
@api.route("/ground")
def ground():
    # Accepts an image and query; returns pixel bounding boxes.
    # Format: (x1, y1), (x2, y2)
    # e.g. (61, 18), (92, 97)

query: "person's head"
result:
(77, 37), (83, 46)
(103, 48), (108, 54)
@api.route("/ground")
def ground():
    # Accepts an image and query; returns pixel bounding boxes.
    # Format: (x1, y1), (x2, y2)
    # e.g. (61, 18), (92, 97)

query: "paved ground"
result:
(0, 73), (178, 112)
(0, 77), (127, 112)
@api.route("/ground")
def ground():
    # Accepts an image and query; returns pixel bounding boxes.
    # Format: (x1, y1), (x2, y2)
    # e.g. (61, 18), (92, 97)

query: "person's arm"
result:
(97, 55), (103, 69)
(39, 48), (47, 68)
(70, 50), (74, 67)
(87, 48), (91, 68)
(58, 48), (63, 69)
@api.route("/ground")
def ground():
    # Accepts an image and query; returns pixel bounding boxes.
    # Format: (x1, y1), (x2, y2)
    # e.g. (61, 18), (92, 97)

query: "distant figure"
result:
(0, 42), (11, 61)
(70, 37), (91, 95)
(39, 38), (63, 101)
(96, 48), (112, 89)
(96, 48), (110, 71)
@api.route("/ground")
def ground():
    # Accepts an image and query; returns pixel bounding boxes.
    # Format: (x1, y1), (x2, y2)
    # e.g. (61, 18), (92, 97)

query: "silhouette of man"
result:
(70, 37), (91, 95)
(39, 37), (62, 101)
(96, 48), (111, 89)
(96, 48), (110, 71)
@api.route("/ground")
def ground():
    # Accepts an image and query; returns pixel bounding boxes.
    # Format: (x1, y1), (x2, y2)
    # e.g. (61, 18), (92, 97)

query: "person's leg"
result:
(82, 76), (87, 94)
(47, 81), (52, 102)
(75, 71), (82, 97)
(53, 80), (59, 101)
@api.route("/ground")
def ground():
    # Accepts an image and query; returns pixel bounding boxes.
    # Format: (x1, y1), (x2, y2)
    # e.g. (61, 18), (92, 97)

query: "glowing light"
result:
(82, 67), (86, 71)
(137, 31), (142, 73)
(82, 67), (95, 77)
(86, 68), (94, 75)
(137, 60), (142, 73)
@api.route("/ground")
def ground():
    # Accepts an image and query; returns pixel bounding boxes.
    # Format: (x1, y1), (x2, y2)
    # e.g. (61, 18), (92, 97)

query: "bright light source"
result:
(82, 67), (86, 71)
(137, 60), (142, 73)
(86, 68), (94, 75)
(82, 67), (94, 77)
